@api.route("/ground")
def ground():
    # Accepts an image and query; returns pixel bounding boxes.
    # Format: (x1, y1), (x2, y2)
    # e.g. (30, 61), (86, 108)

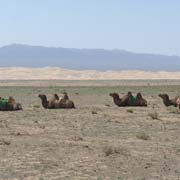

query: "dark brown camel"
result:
(159, 94), (180, 107)
(38, 94), (75, 109)
(109, 92), (147, 107)
(0, 96), (23, 111)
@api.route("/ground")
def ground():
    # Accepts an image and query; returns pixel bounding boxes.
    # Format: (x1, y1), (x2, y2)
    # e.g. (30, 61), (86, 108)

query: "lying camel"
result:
(0, 96), (23, 111)
(109, 92), (147, 107)
(159, 94), (180, 108)
(38, 93), (75, 109)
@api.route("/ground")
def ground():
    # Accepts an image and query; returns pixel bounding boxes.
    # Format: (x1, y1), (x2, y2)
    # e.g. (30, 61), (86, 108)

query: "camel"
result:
(159, 94), (180, 108)
(109, 92), (147, 107)
(38, 93), (75, 109)
(0, 96), (22, 111)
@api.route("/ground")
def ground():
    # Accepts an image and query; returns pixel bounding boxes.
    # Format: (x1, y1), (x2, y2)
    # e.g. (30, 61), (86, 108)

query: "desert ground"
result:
(1, 80), (180, 180)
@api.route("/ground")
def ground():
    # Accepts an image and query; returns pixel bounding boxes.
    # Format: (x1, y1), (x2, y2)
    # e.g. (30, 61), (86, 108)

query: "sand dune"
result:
(0, 67), (180, 80)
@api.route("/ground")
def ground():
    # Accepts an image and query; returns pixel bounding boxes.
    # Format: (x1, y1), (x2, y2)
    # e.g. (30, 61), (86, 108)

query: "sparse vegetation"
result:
(0, 139), (11, 145)
(91, 110), (98, 114)
(127, 109), (133, 113)
(136, 132), (150, 140)
(168, 107), (180, 114)
(103, 146), (130, 157)
(33, 104), (40, 108)
(148, 111), (159, 120)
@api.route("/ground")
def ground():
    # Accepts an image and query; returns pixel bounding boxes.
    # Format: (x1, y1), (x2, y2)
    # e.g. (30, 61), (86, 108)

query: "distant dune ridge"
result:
(1, 67), (180, 80)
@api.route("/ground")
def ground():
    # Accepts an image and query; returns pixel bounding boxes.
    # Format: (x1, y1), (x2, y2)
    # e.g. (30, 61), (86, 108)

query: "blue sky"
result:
(0, 0), (180, 55)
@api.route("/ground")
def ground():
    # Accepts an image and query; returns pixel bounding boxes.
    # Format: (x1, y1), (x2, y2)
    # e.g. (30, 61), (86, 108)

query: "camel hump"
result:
(136, 92), (142, 99)
(62, 92), (69, 100)
(8, 96), (16, 104)
(176, 97), (180, 105)
(54, 94), (59, 100)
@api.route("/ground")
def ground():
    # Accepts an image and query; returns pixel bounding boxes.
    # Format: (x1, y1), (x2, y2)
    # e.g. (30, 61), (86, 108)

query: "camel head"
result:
(159, 94), (169, 100)
(38, 94), (47, 101)
(109, 92), (120, 99)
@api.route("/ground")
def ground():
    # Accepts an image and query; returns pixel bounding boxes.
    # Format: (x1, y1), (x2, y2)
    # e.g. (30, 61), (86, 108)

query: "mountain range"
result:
(0, 44), (180, 71)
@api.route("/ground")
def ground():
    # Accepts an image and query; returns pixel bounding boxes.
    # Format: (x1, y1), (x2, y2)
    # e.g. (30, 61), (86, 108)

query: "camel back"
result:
(130, 96), (136, 105)
(0, 98), (8, 108)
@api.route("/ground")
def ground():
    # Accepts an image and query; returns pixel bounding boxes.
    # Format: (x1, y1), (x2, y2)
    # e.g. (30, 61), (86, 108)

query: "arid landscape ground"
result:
(1, 80), (180, 180)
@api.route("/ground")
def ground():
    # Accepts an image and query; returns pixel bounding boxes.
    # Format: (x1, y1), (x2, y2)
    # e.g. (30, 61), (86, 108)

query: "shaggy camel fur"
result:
(0, 96), (22, 111)
(109, 92), (147, 107)
(159, 94), (180, 107)
(38, 94), (75, 109)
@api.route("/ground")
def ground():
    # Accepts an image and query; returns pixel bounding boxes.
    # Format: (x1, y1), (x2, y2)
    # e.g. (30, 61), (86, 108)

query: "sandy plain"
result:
(0, 80), (180, 180)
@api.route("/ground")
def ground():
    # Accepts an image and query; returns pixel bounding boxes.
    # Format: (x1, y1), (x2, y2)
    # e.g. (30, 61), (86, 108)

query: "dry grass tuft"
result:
(0, 139), (11, 146)
(91, 111), (98, 114)
(127, 109), (134, 113)
(103, 146), (130, 157)
(148, 111), (159, 120)
(33, 104), (40, 108)
(168, 107), (180, 114)
(136, 132), (150, 140)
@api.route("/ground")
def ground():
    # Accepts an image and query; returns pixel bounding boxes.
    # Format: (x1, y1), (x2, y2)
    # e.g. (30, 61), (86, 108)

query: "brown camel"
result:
(0, 96), (22, 111)
(159, 94), (180, 107)
(38, 94), (75, 109)
(109, 92), (147, 107)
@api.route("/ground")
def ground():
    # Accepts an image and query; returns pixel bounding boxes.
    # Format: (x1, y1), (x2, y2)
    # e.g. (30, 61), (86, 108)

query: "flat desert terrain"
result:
(1, 80), (180, 180)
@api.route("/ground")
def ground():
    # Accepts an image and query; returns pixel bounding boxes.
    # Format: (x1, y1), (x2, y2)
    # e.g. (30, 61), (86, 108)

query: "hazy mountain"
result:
(0, 44), (180, 71)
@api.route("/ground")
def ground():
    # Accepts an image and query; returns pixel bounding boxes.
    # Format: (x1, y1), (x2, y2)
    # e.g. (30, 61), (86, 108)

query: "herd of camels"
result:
(0, 92), (180, 111)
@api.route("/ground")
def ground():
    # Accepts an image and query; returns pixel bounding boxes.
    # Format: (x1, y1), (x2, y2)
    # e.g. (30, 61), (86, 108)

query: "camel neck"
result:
(113, 96), (122, 106)
(163, 98), (172, 106)
(41, 98), (48, 108)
